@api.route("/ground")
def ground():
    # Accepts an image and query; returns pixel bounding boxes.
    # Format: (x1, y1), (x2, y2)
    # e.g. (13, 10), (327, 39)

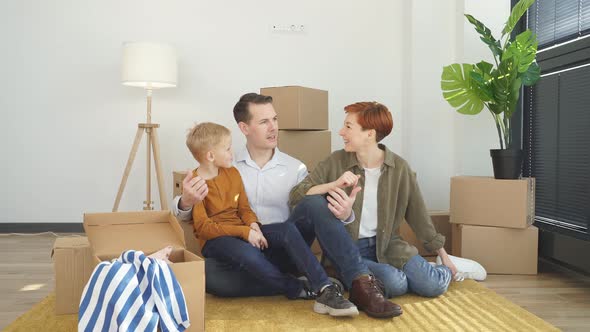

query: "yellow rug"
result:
(4, 280), (557, 331)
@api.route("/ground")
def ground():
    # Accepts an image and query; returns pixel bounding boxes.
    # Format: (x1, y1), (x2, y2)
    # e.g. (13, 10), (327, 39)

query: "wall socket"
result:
(271, 24), (305, 32)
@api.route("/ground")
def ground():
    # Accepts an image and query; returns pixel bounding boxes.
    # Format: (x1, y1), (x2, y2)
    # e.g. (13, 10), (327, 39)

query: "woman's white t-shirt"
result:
(359, 167), (382, 239)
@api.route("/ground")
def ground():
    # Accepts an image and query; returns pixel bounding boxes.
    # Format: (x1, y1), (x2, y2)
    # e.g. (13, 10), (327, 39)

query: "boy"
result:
(186, 122), (358, 317)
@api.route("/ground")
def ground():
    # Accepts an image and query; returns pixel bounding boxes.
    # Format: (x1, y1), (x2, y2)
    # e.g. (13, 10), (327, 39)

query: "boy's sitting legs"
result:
(205, 258), (282, 297)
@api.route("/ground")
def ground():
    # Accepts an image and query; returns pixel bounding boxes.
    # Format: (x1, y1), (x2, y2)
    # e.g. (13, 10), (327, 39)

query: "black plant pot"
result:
(490, 148), (523, 179)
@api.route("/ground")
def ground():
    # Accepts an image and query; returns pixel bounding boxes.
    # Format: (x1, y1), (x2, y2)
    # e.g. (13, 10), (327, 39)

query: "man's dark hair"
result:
(233, 93), (273, 124)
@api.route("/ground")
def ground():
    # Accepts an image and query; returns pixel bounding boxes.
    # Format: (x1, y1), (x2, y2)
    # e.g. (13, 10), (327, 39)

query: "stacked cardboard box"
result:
(450, 176), (538, 275)
(262, 86), (331, 255)
(261, 86), (331, 173)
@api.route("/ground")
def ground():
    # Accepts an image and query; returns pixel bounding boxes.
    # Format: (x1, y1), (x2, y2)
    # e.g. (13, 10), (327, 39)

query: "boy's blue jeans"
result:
(201, 221), (330, 299)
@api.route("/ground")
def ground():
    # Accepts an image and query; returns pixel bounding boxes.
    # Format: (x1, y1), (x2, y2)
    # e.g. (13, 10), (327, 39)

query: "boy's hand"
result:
(179, 170), (208, 210)
(248, 229), (268, 250)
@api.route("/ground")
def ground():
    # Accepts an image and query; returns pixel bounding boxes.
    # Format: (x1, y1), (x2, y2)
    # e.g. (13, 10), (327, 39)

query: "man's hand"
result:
(326, 185), (362, 220)
(334, 171), (361, 189)
(247, 229), (268, 250)
(179, 170), (208, 210)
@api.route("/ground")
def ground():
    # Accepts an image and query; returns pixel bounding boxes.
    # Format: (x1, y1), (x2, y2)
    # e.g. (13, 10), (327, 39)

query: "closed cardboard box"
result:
(399, 211), (452, 256)
(261, 86), (328, 130)
(452, 224), (538, 275)
(84, 211), (205, 332)
(278, 130), (331, 172)
(450, 176), (535, 229)
(52, 237), (96, 314)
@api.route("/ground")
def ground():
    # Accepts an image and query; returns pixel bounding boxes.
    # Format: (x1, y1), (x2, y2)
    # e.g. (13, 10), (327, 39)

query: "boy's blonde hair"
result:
(186, 122), (231, 162)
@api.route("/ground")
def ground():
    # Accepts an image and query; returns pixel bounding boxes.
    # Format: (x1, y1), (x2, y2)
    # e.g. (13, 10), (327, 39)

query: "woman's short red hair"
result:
(344, 102), (393, 142)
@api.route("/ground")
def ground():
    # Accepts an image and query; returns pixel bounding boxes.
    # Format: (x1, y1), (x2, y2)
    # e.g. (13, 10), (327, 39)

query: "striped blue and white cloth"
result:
(78, 250), (190, 332)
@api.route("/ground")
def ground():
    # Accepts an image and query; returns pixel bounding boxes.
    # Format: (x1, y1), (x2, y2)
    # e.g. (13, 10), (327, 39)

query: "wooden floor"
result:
(1, 233), (589, 331)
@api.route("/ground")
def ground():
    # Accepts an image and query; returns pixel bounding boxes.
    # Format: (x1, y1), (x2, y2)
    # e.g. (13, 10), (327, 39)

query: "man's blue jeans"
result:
(357, 237), (453, 298)
(202, 221), (330, 299)
(204, 195), (371, 297)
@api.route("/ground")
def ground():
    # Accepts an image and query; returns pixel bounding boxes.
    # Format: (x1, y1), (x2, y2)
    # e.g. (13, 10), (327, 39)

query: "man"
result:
(173, 93), (400, 318)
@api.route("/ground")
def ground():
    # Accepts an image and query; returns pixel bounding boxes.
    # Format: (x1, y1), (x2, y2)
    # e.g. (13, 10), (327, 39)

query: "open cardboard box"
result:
(83, 210), (204, 332)
(52, 237), (96, 314)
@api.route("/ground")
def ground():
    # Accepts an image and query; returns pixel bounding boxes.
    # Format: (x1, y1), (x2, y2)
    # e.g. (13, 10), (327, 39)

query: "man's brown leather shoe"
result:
(349, 275), (403, 318)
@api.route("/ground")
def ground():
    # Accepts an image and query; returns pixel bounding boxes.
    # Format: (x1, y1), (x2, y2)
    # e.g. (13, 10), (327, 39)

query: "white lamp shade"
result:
(121, 42), (177, 88)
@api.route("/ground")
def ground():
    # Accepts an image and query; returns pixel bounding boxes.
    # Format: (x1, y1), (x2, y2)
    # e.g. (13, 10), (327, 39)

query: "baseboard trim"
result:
(0, 223), (84, 233)
(539, 257), (590, 279)
(539, 228), (590, 275)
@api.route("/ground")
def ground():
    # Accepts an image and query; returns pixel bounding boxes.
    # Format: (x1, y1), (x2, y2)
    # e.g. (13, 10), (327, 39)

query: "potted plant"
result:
(441, 0), (540, 179)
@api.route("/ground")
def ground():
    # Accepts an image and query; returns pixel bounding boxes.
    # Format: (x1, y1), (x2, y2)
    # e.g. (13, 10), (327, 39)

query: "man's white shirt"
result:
(233, 147), (308, 224)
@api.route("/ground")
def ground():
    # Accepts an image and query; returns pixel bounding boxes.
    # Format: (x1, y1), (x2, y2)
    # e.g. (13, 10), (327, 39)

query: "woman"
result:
(289, 102), (486, 300)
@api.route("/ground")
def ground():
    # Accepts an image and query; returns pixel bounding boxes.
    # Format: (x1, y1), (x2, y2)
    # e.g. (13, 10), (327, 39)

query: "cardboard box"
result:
(399, 211), (452, 256)
(278, 130), (331, 172)
(450, 176), (535, 229)
(452, 224), (538, 275)
(52, 237), (96, 314)
(84, 211), (205, 332)
(261, 86), (328, 130)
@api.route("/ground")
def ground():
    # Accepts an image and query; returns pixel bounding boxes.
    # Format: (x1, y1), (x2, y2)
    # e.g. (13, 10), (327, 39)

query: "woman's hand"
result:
(334, 171), (361, 189)
(306, 171), (360, 196)
(437, 248), (457, 277)
(326, 185), (362, 220)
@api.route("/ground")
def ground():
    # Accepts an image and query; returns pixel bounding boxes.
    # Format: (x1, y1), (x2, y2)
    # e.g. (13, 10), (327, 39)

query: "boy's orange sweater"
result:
(191, 166), (258, 250)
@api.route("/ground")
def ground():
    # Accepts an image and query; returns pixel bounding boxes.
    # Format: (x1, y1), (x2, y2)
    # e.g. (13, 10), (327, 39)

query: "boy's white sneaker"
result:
(436, 254), (487, 281)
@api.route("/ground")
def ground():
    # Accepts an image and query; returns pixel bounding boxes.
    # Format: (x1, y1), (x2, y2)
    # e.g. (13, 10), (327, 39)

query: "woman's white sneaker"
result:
(436, 254), (487, 281)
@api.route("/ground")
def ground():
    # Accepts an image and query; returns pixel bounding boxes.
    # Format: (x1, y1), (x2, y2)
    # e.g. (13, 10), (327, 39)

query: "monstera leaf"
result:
(522, 62), (540, 86)
(470, 61), (495, 102)
(502, 0), (535, 36)
(490, 59), (520, 118)
(465, 14), (502, 59)
(503, 30), (538, 73)
(441, 63), (484, 115)
(441, 0), (541, 150)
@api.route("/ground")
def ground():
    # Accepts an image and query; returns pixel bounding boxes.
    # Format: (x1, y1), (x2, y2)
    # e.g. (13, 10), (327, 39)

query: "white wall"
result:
(0, 0), (508, 223)
(454, 0), (511, 176)
(401, 0), (461, 210)
(401, 0), (510, 210)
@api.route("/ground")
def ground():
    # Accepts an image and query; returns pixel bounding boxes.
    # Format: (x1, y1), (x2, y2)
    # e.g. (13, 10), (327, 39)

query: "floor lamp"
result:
(113, 42), (177, 211)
